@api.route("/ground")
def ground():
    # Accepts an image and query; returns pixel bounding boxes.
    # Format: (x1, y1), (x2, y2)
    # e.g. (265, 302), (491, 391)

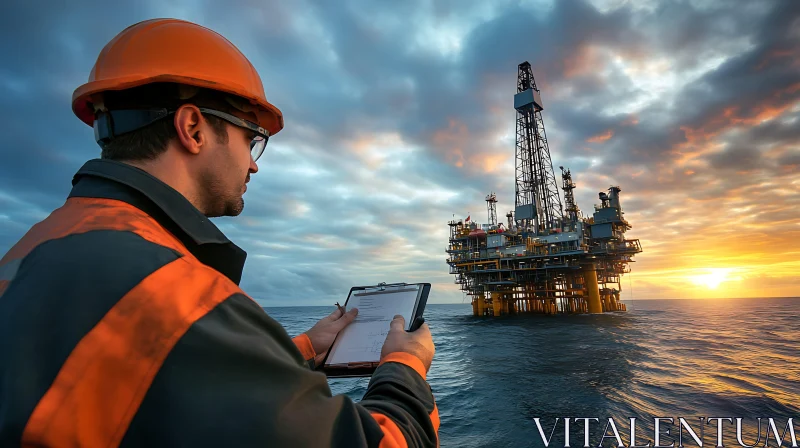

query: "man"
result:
(0, 18), (438, 447)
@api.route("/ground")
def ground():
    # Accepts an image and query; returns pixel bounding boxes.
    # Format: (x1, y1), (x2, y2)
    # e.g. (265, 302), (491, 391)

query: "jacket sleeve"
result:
(292, 333), (318, 370)
(120, 292), (439, 448)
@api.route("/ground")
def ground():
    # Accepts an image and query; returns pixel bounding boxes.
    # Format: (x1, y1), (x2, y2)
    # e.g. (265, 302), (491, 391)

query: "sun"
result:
(689, 268), (735, 290)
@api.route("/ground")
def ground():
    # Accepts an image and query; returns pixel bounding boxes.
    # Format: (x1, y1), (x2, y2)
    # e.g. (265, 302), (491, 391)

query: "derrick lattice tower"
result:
(514, 62), (563, 233)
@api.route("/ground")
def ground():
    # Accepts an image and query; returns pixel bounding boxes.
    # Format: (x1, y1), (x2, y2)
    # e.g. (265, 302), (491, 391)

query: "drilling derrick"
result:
(514, 62), (563, 233)
(446, 61), (643, 318)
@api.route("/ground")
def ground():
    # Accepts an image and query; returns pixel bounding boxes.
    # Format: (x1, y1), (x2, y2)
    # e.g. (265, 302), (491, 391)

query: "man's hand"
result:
(380, 315), (435, 373)
(305, 307), (358, 366)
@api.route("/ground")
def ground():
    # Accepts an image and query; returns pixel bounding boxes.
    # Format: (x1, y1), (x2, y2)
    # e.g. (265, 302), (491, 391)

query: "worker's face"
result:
(199, 111), (259, 217)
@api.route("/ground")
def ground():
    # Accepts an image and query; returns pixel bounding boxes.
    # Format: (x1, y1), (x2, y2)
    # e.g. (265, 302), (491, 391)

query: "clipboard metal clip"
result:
(376, 281), (410, 291)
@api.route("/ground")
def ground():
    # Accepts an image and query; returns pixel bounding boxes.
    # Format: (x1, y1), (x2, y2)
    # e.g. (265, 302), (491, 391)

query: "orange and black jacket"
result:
(0, 159), (439, 447)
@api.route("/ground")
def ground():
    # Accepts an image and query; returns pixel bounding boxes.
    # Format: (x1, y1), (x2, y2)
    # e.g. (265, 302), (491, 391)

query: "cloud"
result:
(587, 130), (614, 143)
(0, 0), (797, 304)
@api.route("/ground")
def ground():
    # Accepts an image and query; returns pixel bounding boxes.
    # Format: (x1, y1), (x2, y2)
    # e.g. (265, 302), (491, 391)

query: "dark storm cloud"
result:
(615, 1), (798, 170)
(0, 0), (797, 302)
(706, 145), (767, 172)
(499, 0), (800, 188)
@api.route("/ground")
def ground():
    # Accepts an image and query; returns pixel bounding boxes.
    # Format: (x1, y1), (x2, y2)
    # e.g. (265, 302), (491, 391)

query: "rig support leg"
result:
(582, 264), (603, 314)
(492, 292), (502, 317)
(472, 297), (479, 316)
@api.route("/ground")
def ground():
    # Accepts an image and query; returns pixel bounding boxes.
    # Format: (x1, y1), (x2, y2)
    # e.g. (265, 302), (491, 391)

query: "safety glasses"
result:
(197, 108), (270, 162)
(94, 107), (271, 162)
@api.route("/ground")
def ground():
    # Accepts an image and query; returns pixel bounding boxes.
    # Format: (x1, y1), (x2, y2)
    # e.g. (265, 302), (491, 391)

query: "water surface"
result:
(266, 297), (799, 447)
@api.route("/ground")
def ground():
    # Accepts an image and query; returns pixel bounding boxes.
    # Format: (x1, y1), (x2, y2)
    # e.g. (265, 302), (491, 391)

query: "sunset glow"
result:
(689, 268), (739, 290)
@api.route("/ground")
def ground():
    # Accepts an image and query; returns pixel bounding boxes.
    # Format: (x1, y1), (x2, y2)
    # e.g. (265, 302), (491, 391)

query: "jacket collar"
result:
(68, 158), (246, 285)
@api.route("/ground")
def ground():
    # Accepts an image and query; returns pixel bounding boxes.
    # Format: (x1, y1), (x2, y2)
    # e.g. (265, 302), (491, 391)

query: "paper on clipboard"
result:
(325, 285), (420, 366)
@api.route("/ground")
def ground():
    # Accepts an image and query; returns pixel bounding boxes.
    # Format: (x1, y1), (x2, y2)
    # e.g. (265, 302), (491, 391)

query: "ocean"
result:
(265, 297), (799, 447)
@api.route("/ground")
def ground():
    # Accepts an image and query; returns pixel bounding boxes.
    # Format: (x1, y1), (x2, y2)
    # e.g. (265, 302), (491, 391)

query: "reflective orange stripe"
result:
(430, 403), (440, 432)
(1, 197), (186, 266)
(370, 412), (409, 448)
(292, 333), (316, 360)
(21, 257), (241, 447)
(378, 352), (427, 380)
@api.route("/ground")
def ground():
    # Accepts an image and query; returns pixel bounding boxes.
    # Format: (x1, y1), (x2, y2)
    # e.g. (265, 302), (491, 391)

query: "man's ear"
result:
(174, 104), (206, 155)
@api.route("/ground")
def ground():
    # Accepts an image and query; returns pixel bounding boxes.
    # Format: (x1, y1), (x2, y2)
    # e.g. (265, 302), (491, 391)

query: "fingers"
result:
(390, 314), (405, 332)
(326, 307), (344, 321)
(333, 308), (358, 330)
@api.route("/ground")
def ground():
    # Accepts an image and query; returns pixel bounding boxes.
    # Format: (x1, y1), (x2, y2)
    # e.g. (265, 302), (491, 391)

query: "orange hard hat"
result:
(72, 18), (284, 136)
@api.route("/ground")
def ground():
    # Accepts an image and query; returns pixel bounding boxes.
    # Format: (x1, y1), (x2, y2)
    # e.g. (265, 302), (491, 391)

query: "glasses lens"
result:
(250, 135), (267, 162)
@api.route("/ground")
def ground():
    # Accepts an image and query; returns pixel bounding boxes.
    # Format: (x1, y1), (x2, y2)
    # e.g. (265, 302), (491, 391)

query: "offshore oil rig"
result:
(446, 62), (642, 316)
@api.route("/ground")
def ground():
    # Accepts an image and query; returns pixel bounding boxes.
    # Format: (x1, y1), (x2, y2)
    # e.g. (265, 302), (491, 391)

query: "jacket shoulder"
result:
(2, 196), (187, 266)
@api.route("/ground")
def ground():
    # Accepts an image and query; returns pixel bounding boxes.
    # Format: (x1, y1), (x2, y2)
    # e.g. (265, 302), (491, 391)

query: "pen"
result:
(335, 302), (345, 315)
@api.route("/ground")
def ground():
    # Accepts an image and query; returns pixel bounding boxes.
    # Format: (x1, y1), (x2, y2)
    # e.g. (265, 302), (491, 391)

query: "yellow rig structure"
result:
(446, 62), (642, 317)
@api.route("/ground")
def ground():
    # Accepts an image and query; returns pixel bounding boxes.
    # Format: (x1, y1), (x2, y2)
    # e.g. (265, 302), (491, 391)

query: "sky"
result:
(0, 0), (798, 306)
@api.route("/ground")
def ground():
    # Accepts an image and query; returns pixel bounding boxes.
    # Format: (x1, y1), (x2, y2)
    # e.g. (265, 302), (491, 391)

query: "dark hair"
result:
(98, 83), (237, 161)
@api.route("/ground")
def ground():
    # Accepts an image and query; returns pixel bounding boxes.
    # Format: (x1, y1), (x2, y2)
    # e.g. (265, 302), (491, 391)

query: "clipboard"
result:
(318, 282), (430, 378)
